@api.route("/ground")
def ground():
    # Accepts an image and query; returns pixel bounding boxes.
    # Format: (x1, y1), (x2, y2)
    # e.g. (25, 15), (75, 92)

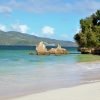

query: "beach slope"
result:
(11, 82), (100, 100)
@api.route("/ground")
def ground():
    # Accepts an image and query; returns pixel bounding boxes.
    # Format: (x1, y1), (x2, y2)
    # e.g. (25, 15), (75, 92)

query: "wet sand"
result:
(11, 82), (100, 100)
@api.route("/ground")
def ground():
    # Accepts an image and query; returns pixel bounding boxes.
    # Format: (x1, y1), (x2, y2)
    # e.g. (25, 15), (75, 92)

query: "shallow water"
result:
(0, 49), (100, 100)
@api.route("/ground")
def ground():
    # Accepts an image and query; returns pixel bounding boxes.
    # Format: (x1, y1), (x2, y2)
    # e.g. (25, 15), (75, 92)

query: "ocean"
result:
(0, 46), (100, 100)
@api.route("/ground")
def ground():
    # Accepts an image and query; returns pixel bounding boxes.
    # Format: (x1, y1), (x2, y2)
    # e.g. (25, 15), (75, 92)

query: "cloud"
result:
(28, 26), (55, 38)
(0, 6), (12, 14)
(0, 0), (100, 14)
(42, 26), (55, 36)
(30, 32), (36, 35)
(11, 24), (29, 33)
(23, 0), (71, 13)
(71, 0), (100, 14)
(0, 22), (30, 33)
(0, 0), (18, 14)
(75, 27), (81, 33)
(29, 32), (41, 37)
(0, 24), (7, 31)
(61, 34), (68, 39)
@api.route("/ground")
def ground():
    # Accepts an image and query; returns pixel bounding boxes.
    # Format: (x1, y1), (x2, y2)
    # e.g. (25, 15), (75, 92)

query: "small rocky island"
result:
(36, 41), (68, 55)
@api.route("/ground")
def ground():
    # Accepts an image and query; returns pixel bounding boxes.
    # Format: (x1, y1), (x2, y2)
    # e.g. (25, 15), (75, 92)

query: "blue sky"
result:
(0, 0), (100, 41)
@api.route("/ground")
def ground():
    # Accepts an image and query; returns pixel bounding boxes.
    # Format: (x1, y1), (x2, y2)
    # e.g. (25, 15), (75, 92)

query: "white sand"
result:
(11, 82), (100, 100)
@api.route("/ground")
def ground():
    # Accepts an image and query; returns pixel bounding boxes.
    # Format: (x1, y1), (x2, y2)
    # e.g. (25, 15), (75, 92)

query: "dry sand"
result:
(11, 82), (100, 100)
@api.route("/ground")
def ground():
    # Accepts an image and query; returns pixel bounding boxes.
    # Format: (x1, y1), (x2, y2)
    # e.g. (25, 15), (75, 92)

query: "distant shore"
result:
(11, 82), (100, 100)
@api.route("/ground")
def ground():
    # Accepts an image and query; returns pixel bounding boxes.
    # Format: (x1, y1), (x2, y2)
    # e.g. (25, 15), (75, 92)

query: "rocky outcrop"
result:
(79, 47), (92, 54)
(79, 47), (100, 55)
(92, 48), (100, 55)
(49, 44), (68, 55)
(49, 48), (56, 54)
(36, 42), (68, 55)
(36, 41), (48, 55)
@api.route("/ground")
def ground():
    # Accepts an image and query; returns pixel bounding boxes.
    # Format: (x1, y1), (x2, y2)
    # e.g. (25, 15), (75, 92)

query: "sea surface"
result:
(0, 46), (100, 100)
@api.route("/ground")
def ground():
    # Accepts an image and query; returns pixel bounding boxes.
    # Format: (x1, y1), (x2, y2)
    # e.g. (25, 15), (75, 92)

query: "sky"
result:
(0, 0), (100, 41)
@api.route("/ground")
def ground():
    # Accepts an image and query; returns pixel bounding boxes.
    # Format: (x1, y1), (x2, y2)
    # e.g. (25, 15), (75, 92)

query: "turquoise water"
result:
(0, 49), (100, 100)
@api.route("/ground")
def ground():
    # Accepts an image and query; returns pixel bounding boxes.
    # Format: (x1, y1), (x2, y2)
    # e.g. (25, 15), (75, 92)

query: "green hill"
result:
(0, 30), (77, 47)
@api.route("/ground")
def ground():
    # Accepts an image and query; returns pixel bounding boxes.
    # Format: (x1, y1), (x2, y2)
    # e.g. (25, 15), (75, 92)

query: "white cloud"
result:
(61, 34), (68, 39)
(11, 24), (29, 33)
(0, 0), (100, 14)
(0, 24), (7, 31)
(0, 5), (12, 14)
(29, 32), (40, 37)
(75, 27), (81, 33)
(71, 0), (100, 14)
(30, 32), (36, 35)
(42, 26), (55, 36)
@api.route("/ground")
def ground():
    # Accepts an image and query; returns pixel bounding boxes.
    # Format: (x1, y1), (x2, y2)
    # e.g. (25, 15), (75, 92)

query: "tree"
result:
(74, 10), (100, 48)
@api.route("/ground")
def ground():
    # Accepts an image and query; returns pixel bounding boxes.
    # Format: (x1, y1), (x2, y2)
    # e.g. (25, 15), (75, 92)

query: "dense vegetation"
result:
(74, 10), (100, 48)
(0, 30), (77, 47)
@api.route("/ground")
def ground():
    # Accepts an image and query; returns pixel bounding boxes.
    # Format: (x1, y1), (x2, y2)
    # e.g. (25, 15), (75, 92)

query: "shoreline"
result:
(10, 82), (100, 100)
(3, 80), (100, 100)
(1, 61), (100, 100)
(0, 52), (100, 100)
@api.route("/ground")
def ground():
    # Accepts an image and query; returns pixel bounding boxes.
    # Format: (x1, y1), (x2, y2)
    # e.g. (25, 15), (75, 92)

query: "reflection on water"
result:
(0, 50), (100, 99)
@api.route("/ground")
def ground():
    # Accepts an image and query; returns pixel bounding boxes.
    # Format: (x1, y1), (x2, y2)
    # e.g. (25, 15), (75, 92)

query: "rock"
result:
(36, 42), (68, 55)
(80, 47), (92, 54)
(36, 41), (48, 55)
(93, 48), (100, 55)
(49, 44), (68, 55)
(55, 44), (68, 55)
(49, 48), (56, 54)
(79, 47), (100, 55)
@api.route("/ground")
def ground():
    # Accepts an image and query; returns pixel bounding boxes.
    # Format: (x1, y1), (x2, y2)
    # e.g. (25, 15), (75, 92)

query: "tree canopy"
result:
(74, 10), (100, 48)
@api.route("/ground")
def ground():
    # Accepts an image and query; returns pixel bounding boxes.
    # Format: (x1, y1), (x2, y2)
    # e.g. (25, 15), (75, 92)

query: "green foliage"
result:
(74, 33), (87, 47)
(74, 10), (100, 48)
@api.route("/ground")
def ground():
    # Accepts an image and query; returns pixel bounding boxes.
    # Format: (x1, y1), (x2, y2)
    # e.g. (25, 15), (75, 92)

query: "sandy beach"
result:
(11, 82), (100, 100)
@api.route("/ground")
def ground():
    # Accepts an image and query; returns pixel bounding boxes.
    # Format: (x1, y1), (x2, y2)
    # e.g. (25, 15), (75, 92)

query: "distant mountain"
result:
(0, 30), (77, 47)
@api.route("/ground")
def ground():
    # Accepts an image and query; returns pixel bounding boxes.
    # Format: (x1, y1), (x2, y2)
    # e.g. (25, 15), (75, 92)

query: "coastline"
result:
(0, 50), (100, 100)
(10, 82), (100, 100)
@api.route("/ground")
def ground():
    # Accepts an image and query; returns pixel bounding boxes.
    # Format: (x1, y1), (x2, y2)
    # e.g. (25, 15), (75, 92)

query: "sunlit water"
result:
(0, 48), (100, 100)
